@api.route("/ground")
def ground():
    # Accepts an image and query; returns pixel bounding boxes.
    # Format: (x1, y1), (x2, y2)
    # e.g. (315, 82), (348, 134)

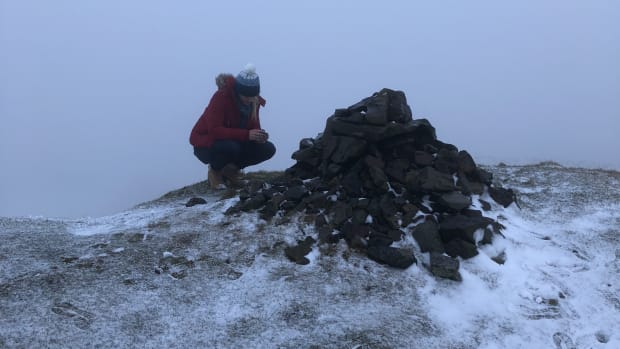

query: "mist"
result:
(1, 0), (618, 218)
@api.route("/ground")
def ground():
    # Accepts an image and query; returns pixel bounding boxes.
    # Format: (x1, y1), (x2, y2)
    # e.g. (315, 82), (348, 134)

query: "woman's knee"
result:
(193, 147), (210, 165)
(263, 141), (276, 159)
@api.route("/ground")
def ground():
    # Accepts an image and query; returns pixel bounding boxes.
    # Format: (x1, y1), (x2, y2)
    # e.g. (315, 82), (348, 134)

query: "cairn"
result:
(227, 88), (515, 281)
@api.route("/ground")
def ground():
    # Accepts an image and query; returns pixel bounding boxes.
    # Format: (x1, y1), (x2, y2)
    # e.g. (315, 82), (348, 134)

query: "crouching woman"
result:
(190, 64), (276, 188)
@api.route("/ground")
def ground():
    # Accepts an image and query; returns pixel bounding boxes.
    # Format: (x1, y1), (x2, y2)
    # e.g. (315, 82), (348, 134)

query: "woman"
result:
(190, 64), (276, 188)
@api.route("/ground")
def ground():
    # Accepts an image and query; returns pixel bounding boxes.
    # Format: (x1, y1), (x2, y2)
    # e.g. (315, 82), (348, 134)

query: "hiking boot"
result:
(221, 163), (243, 188)
(208, 166), (226, 190)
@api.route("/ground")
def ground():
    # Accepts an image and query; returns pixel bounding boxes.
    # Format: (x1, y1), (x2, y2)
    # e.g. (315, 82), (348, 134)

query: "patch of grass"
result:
(533, 160), (565, 168)
(156, 180), (211, 201)
(242, 170), (286, 182)
(150, 170), (286, 204)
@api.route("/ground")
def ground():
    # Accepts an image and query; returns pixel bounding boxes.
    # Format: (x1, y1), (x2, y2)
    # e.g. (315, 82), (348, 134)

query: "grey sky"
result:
(1, 0), (618, 218)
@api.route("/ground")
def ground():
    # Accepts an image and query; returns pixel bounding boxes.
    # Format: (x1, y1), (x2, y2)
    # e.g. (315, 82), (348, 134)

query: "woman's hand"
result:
(249, 129), (268, 143)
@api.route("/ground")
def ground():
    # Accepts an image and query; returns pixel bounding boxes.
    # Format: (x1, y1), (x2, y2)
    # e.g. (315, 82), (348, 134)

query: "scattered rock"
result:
(479, 199), (492, 211)
(170, 270), (188, 279)
(284, 237), (316, 265)
(157, 254), (195, 279)
(430, 253), (462, 281)
(552, 332), (575, 349)
(558, 292), (566, 299)
(491, 251), (507, 265)
(489, 186), (515, 208)
(61, 256), (79, 264)
(595, 330), (610, 343)
(185, 197), (207, 207)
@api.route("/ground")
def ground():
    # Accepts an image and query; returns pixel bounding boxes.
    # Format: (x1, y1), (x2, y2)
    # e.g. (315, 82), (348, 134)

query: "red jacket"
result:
(190, 75), (266, 148)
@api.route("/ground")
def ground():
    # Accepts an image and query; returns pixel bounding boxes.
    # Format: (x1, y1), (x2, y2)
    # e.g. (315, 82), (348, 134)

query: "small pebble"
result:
(595, 330), (610, 343)
(535, 296), (543, 304)
(547, 298), (559, 306)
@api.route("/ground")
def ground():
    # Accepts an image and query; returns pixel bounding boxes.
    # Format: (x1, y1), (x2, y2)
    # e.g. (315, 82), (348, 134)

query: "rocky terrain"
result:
(0, 89), (618, 348)
(1, 163), (619, 348)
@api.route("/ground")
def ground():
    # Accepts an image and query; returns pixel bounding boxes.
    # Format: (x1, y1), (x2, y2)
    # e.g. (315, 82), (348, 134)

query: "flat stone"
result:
(284, 185), (308, 202)
(384, 158), (410, 183)
(457, 150), (477, 175)
(414, 151), (434, 167)
(291, 147), (321, 167)
(406, 167), (457, 193)
(456, 174), (485, 195)
(367, 246), (416, 269)
(329, 136), (368, 164)
(327, 116), (425, 143)
(434, 149), (459, 174)
(411, 220), (444, 253)
(384, 88), (413, 123)
(364, 97), (389, 125)
(330, 201), (353, 227)
(489, 186), (515, 208)
(439, 214), (494, 244)
(437, 191), (472, 211)
(444, 238), (479, 259)
(240, 194), (267, 211)
(299, 138), (314, 149)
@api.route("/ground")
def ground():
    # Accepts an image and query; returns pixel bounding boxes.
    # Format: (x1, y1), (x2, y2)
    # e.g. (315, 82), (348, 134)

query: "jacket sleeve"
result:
(189, 106), (210, 147)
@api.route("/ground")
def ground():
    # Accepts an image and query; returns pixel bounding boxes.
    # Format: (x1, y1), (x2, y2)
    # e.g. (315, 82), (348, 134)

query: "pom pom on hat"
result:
(241, 63), (256, 76)
(235, 63), (260, 97)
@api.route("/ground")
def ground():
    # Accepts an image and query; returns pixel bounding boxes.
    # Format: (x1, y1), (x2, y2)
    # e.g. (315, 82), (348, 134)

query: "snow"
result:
(68, 206), (180, 236)
(1, 165), (619, 348)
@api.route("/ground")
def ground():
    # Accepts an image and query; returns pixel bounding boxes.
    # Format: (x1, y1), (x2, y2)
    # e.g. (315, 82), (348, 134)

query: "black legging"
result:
(194, 140), (276, 171)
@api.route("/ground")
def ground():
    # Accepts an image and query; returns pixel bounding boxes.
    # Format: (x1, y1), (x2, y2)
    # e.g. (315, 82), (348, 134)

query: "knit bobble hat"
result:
(235, 63), (260, 97)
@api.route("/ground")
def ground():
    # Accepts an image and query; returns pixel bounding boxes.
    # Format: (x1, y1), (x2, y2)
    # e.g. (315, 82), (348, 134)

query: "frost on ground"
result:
(0, 164), (618, 348)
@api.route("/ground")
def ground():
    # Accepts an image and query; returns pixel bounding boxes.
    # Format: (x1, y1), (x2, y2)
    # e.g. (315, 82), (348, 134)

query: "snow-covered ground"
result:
(0, 164), (618, 348)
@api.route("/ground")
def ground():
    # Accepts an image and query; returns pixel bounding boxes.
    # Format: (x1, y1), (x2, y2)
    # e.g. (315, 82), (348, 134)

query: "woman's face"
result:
(239, 95), (257, 105)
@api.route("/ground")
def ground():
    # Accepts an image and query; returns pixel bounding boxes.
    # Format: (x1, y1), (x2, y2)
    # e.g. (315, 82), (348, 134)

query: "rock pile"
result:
(226, 88), (515, 280)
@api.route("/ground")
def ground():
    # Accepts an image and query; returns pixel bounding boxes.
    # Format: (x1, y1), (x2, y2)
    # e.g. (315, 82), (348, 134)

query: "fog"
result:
(1, 0), (618, 218)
